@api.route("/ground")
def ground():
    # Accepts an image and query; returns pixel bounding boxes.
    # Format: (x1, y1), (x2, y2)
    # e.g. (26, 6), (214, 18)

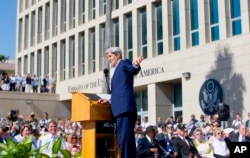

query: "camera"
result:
(2, 126), (9, 132)
(73, 145), (78, 148)
(10, 109), (16, 117)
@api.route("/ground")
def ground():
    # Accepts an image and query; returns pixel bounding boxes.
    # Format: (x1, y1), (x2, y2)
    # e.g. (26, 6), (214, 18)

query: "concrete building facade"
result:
(16, 0), (250, 124)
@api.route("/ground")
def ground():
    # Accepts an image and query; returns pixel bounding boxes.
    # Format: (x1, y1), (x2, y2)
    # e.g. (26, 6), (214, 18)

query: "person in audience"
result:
(37, 120), (67, 157)
(193, 128), (213, 158)
(172, 124), (199, 158)
(231, 113), (244, 131)
(67, 133), (81, 157)
(137, 125), (161, 157)
(209, 128), (229, 158)
(229, 124), (250, 142)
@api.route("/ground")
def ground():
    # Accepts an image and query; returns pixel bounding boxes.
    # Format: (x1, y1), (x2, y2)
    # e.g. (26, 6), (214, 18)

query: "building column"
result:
(147, 83), (173, 125)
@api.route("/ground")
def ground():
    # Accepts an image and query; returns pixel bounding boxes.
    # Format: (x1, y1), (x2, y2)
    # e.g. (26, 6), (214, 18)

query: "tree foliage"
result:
(0, 136), (81, 158)
(0, 54), (9, 63)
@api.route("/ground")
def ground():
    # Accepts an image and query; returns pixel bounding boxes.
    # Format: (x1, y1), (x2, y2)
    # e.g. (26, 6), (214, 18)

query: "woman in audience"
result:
(209, 128), (229, 158)
(67, 133), (81, 157)
(193, 128), (213, 158)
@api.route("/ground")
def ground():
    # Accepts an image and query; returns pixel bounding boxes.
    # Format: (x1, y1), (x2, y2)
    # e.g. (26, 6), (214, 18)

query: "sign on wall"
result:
(199, 79), (224, 115)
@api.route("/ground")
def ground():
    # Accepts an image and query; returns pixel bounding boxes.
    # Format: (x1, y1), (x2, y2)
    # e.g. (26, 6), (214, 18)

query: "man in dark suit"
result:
(137, 125), (160, 158)
(171, 124), (199, 158)
(98, 47), (144, 158)
(245, 112), (250, 130)
(229, 124), (250, 142)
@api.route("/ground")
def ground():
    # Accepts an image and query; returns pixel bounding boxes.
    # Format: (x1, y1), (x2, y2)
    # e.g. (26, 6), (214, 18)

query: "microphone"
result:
(103, 68), (109, 76)
(103, 68), (111, 94)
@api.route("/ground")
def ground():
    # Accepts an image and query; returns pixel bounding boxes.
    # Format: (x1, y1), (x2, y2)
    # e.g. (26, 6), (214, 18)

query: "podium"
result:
(71, 92), (120, 158)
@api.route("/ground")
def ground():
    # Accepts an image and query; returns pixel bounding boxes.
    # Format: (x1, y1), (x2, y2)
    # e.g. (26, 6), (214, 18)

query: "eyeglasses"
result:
(72, 137), (77, 139)
(217, 132), (222, 135)
(167, 126), (173, 129)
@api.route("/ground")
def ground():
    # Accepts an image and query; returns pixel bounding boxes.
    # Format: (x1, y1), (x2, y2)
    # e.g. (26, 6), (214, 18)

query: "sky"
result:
(0, 0), (17, 60)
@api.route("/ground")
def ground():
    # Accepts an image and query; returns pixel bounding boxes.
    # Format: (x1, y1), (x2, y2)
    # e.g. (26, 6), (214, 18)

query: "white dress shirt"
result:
(37, 133), (67, 157)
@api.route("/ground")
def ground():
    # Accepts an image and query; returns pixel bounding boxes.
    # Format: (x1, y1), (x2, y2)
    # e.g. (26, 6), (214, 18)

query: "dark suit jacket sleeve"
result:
(136, 137), (152, 157)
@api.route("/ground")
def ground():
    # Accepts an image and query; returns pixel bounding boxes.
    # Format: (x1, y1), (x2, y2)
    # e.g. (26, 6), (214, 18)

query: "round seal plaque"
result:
(199, 79), (224, 115)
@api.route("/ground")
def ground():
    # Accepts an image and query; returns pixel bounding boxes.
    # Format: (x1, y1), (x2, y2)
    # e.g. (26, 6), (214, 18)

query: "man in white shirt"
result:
(37, 120), (67, 157)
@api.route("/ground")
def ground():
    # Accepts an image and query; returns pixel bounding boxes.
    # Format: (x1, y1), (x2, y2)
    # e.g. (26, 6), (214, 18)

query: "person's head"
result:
(191, 114), (196, 120)
(105, 47), (122, 67)
(176, 116), (182, 123)
(236, 113), (241, 120)
(43, 112), (48, 119)
(135, 126), (143, 134)
(67, 133), (78, 144)
(166, 123), (174, 133)
(159, 123), (166, 132)
(200, 114), (205, 121)
(48, 120), (58, 135)
(20, 124), (31, 138)
(213, 128), (223, 140)
(176, 124), (186, 137)
(239, 124), (247, 136)
(213, 114), (219, 120)
(146, 125), (158, 138)
(248, 112), (250, 118)
(194, 128), (203, 141)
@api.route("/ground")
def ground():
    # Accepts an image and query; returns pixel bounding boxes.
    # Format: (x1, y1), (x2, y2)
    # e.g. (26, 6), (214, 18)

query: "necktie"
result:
(242, 137), (245, 142)
(183, 138), (189, 147)
(51, 136), (56, 145)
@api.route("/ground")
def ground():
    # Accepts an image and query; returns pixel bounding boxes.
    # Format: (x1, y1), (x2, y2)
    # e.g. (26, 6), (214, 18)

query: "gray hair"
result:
(105, 47), (122, 59)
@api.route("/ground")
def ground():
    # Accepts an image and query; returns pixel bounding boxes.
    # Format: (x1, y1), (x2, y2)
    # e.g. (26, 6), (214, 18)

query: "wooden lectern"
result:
(71, 92), (120, 158)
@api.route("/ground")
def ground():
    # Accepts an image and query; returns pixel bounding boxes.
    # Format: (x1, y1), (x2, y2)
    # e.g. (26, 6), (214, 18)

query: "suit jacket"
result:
(171, 136), (199, 158)
(136, 137), (159, 158)
(245, 119), (250, 128)
(229, 132), (250, 142)
(111, 59), (141, 117)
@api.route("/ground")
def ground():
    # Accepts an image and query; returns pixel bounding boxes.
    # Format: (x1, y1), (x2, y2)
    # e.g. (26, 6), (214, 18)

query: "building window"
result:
(18, 58), (22, 74)
(189, 0), (199, 46)
(172, 0), (180, 51)
(230, 0), (241, 35)
(52, 43), (57, 77)
(45, 3), (50, 40)
(31, 11), (36, 46)
(24, 55), (28, 74)
(125, 13), (133, 61)
(100, 24), (105, 67)
(70, 0), (76, 29)
(135, 90), (148, 118)
(155, 2), (163, 55)
(18, 19), (23, 52)
(79, 0), (85, 24)
(90, 0), (96, 20)
(112, 19), (119, 47)
(113, 0), (119, 9)
(127, 0), (132, 5)
(102, 0), (106, 15)
(69, 36), (75, 78)
(90, 29), (96, 73)
(44, 46), (50, 75)
(173, 84), (182, 120)
(140, 8), (147, 58)
(209, 0), (219, 41)
(19, 0), (24, 13)
(61, 0), (67, 33)
(24, 15), (29, 49)
(79, 32), (85, 76)
(37, 7), (43, 43)
(60, 40), (66, 81)
(30, 53), (35, 74)
(52, 0), (58, 36)
(37, 50), (42, 77)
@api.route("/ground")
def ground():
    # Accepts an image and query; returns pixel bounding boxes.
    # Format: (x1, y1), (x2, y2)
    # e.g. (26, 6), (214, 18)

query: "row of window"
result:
(18, 0), (244, 80)
(18, 0), (243, 54)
